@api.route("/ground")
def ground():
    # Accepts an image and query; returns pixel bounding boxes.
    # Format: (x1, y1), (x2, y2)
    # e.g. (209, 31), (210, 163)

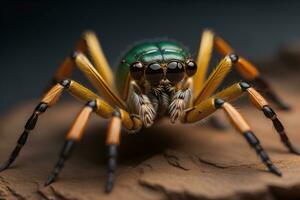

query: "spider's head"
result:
(129, 59), (197, 86)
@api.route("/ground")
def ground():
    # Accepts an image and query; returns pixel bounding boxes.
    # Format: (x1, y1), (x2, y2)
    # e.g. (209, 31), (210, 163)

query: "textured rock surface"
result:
(0, 74), (300, 200)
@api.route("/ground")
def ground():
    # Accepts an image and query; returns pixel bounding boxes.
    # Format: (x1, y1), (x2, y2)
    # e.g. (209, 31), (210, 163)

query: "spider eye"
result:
(130, 62), (144, 80)
(145, 63), (164, 85)
(186, 60), (197, 76)
(166, 61), (184, 83)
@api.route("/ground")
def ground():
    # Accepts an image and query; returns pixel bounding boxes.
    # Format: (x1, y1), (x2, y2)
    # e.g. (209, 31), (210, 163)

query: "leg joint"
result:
(59, 79), (71, 88)
(35, 102), (48, 113)
(25, 113), (38, 130)
(112, 108), (121, 118)
(70, 51), (79, 60)
(262, 105), (276, 119)
(86, 100), (97, 111)
(239, 81), (251, 91)
(214, 98), (225, 109)
(243, 131), (259, 147)
(229, 53), (239, 63)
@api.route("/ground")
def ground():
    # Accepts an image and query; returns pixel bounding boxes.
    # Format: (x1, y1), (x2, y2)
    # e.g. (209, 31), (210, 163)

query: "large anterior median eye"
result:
(145, 63), (164, 85)
(186, 60), (197, 76)
(166, 61), (184, 83)
(130, 61), (144, 80)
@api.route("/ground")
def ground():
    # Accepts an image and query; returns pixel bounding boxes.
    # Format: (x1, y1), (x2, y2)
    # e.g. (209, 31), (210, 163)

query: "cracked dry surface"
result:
(0, 75), (300, 200)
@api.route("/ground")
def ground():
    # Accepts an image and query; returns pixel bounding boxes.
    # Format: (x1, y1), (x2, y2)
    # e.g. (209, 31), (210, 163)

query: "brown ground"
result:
(0, 72), (300, 200)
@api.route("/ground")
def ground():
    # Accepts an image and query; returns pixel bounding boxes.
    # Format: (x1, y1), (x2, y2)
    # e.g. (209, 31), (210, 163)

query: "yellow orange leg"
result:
(51, 31), (114, 87)
(76, 31), (114, 86)
(193, 55), (233, 105)
(214, 33), (290, 110)
(0, 79), (141, 172)
(214, 82), (300, 155)
(46, 31), (124, 109)
(51, 51), (126, 109)
(45, 106), (131, 193)
(102, 107), (142, 193)
(105, 111), (122, 193)
(182, 97), (281, 176)
(44, 100), (97, 186)
(72, 52), (126, 108)
(0, 80), (98, 172)
(193, 29), (214, 99)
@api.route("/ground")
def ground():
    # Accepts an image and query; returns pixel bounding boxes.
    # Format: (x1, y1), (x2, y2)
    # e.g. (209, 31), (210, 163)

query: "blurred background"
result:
(1, 0), (300, 112)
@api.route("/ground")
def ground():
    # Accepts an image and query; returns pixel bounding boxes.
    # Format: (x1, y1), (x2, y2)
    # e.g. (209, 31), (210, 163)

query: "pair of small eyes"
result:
(130, 60), (197, 85)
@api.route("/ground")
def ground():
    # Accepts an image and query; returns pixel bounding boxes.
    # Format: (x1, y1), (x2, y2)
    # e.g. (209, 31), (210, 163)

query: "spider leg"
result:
(105, 110), (122, 193)
(0, 79), (135, 172)
(214, 32), (290, 110)
(185, 75), (227, 130)
(50, 31), (114, 88)
(182, 98), (281, 176)
(44, 100), (97, 186)
(193, 29), (289, 110)
(214, 82), (300, 154)
(45, 31), (125, 109)
(1, 78), (142, 192)
(76, 31), (114, 86)
(194, 55), (233, 105)
(0, 82), (67, 172)
(49, 51), (126, 109)
(45, 107), (134, 193)
(193, 30), (214, 99)
(0, 102), (48, 172)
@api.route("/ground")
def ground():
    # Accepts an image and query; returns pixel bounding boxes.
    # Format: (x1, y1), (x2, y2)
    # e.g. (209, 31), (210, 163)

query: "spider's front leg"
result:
(182, 97), (282, 176)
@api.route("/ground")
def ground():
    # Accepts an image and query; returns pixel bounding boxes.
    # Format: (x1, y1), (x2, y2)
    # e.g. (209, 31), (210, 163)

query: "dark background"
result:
(1, 0), (300, 112)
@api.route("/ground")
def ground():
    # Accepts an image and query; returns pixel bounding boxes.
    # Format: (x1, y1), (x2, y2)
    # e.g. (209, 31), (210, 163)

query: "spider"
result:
(1, 30), (299, 193)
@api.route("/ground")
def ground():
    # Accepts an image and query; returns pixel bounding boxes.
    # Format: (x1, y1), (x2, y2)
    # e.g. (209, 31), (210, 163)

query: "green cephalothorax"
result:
(115, 40), (197, 95)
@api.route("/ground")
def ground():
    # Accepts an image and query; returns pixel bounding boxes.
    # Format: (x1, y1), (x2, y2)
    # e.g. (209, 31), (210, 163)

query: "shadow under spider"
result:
(75, 120), (184, 167)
